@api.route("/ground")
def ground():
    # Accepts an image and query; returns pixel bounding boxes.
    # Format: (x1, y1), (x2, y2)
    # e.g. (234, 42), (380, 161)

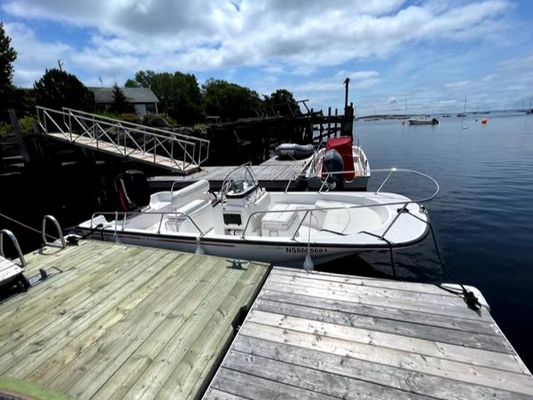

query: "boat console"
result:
(220, 166), (270, 236)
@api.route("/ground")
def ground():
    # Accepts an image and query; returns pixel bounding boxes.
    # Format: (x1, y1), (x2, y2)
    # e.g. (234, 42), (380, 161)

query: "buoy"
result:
(481, 118), (488, 125)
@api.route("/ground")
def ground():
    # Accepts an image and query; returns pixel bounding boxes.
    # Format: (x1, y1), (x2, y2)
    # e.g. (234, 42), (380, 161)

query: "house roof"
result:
(90, 87), (159, 104)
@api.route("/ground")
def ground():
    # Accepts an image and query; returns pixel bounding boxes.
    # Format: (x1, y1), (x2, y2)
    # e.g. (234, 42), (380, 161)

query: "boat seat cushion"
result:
(261, 203), (299, 237)
(290, 204), (327, 230)
(315, 200), (351, 234)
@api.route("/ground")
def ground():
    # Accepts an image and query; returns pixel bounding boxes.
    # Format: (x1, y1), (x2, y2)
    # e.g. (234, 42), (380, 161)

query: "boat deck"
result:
(204, 267), (533, 399)
(0, 240), (269, 400)
(148, 157), (312, 191)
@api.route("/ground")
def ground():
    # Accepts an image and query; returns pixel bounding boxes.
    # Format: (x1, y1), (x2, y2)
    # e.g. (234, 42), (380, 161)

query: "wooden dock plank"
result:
(222, 349), (433, 400)
(203, 267), (533, 400)
(258, 289), (499, 335)
(247, 309), (521, 372)
(254, 298), (508, 353)
(232, 335), (532, 400)
(0, 240), (269, 400)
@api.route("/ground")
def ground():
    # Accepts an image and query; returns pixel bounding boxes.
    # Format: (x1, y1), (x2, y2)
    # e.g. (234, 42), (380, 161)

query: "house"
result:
(90, 87), (159, 117)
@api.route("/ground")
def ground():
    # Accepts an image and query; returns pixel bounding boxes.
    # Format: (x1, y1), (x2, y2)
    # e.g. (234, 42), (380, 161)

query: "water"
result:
(344, 114), (533, 368)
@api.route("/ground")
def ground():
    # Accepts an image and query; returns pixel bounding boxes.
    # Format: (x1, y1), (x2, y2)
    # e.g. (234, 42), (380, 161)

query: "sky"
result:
(1, 0), (532, 115)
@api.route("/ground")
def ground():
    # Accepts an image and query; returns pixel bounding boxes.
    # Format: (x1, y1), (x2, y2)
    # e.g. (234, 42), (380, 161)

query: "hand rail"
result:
(36, 106), (210, 173)
(240, 168), (439, 240)
(42, 215), (66, 249)
(0, 229), (26, 268)
(90, 210), (205, 237)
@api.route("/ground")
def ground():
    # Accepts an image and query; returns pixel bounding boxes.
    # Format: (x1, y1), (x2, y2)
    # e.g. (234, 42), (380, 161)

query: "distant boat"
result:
(409, 118), (439, 126)
(442, 114), (451, 118)
(457, 95), (468, 118)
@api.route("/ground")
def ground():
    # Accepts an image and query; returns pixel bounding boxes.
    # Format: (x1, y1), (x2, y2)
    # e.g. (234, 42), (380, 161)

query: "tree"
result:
(124, 79), (140, 88)
(125, 70), (203, 125)
(111, 84), (133, 114)
(34, 68), (94, 111)
(264, 89), (300, 117)
(202, 79), (263, 121)
(0, 22), (17, 118)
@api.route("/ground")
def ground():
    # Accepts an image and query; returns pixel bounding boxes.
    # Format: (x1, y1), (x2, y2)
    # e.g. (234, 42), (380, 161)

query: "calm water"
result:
(340, 114), (533, 368)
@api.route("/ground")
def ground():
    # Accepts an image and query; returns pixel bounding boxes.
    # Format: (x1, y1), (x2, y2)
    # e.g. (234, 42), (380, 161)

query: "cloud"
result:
(2, 0), (513, 88)
(388, 96), (397, 104)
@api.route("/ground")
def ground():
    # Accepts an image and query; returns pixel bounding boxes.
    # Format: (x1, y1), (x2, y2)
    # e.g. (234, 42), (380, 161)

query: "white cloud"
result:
(2, 0), (512, 87)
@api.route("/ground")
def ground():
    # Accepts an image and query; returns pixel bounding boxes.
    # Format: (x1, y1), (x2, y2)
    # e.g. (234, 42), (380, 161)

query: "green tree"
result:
(124, 79), (140, 88)
(202, 79), (263, 121)
(34, 68), (94, 111)
(126, 70), (202, 125)
(264, 89), (300, 117)
(0, 22), (17, 118)
(111, 84), (133, 114)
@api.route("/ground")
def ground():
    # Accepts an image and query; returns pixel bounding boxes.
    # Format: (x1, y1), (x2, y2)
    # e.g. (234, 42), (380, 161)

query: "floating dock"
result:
(1, 242), (532, 399)
(0, 240), (269, 400)
(148, 157), (312, 191)
(204, 267), (533, 399)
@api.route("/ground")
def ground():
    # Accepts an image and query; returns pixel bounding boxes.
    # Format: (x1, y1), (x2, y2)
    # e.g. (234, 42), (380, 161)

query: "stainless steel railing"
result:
(36, 106), (210, 173)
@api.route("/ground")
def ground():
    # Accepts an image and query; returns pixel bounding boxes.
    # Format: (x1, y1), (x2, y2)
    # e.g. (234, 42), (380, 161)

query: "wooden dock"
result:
(204, 267), (533, 399)
(0, 240), (269, 400)
(148, 157), (311, 191)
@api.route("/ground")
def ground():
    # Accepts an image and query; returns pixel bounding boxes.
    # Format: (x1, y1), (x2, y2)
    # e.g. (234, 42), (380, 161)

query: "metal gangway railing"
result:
(36, 106), (210, 174)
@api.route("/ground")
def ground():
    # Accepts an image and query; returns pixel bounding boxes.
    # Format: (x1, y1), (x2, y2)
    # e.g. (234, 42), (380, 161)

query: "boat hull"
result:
(77, 222), (429, 268)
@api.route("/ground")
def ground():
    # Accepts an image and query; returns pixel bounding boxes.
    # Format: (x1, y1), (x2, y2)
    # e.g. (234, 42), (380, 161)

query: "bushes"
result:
(0, 116), (36, 137)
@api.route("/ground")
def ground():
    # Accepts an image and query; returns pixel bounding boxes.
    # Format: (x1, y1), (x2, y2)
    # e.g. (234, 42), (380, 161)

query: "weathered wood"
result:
(254, 298), (511, 354)
(223, 349), (433, 400)
(0, 240), (269, 400)
(248, 309), (520, 371)
(239, 321), (533, 395)
(204, 267), (533, 400)
(233, 335), (533, 400)
(267, 272), (472, 310)
(212, 367), (338, 400)
(271, 267), (461, 297)
(259, 289), (498, 335)
(263, 279), (488, 321)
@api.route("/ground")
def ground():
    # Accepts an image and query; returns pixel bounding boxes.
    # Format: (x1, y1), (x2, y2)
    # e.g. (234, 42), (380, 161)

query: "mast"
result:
(463, 95), (468, 114)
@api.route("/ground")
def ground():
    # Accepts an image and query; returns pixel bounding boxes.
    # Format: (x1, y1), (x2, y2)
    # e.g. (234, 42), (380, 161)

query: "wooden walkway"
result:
(148, 157), (312, 191)
(0, 240), (269, 400)
(204, 267), (533, 399)
(47, 133), (200, 174)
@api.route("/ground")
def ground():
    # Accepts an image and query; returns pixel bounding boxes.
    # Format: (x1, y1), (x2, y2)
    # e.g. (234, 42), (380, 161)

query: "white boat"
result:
(77, 166), (437, 268)
(272, 137), (371, 190)
(304, 137), (371, 190)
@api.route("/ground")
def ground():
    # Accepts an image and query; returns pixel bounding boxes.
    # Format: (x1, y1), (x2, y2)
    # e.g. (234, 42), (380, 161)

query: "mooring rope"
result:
(0, 212), (58, 241)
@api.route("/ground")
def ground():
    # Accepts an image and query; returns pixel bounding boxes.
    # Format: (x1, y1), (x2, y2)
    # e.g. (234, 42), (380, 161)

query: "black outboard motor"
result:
(114, 170), (150, 211)
(323, 149), (344, 190)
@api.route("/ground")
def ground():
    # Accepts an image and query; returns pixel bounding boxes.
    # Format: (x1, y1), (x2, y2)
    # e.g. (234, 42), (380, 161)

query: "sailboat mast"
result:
(464, 95), (467, 114)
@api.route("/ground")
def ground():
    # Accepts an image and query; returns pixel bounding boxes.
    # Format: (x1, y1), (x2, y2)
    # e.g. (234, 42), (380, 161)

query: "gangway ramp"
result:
(36, 107), (210, 175)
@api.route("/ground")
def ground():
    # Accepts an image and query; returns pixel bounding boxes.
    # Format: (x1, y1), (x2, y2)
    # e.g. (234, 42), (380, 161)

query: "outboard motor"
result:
(114, 170), (150, 211)
(322, 149), (344, 190)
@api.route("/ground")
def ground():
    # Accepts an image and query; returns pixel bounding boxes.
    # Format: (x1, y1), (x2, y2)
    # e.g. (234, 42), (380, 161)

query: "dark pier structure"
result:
(206, 78), (355, 165)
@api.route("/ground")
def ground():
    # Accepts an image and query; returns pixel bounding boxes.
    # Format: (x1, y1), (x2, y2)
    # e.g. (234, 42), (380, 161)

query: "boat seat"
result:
(261, 203), (300, 237)
(165, 197), (214, 233)
(315, 200), (351, 234)
(289, 204), (327, 230)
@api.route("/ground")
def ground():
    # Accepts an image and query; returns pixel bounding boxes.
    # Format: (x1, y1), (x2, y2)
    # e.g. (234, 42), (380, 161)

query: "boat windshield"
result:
(220, 165), (259, 199)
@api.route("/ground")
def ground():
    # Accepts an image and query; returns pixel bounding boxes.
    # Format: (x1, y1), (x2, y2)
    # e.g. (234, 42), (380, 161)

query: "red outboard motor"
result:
(114, 170), (150, 211)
